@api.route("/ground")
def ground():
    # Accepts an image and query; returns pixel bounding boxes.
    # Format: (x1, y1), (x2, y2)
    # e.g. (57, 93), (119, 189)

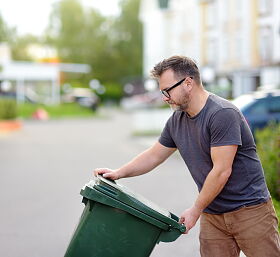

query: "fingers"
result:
(179, 217), (185, 224)
(182, 227), (189, 234)
(93, 168), (119, 180)
(94, 168), (108, 176)
(179, 217), (187, 234)
(102, 172), (118, 180)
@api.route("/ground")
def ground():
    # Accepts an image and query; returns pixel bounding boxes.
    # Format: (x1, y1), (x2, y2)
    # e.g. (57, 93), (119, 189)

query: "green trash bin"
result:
(64, 175), (186, 257)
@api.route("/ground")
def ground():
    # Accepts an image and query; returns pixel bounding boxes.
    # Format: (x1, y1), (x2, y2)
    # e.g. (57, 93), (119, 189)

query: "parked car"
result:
(232, 90), (280, 134)
(62, 88), (99, 111)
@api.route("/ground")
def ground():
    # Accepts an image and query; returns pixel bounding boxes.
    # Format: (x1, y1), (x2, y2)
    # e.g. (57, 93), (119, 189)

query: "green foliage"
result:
(46, 0), (143, 98)
(98, 83), (124, 102)
(17, 102), (95, 119)
(0, 98), (18, 120)
(256, 123), (280, 201)
(0, 13), (14, 42)
(10, 34), (39, 61)
(110, 0), (143, 81)
(0, 14), (7, 41)
(1, 13), (34, 61)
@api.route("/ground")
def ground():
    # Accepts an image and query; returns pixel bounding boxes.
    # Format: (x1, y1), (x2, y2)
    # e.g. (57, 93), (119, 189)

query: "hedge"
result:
(0, 98), (18, 120)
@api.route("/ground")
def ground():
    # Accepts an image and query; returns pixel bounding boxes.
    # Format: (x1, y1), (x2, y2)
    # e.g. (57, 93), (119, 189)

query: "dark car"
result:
(232, 90), (280, 134)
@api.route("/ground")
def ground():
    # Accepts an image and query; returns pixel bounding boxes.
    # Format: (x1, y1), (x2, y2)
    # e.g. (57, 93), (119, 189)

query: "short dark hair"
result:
(150, 55), (201, 84)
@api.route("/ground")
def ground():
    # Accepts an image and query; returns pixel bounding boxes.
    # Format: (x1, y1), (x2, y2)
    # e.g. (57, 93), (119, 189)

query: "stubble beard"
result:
(169, 93), (190, 112)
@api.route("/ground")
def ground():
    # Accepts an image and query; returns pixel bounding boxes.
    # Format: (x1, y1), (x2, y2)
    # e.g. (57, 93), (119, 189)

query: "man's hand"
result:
(94, 168), (120, 180)
(179, 206), (202, 234)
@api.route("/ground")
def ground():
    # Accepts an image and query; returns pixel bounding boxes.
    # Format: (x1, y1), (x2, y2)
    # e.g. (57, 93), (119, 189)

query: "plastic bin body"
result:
(64, 176), (185, 257)
(65, 201), (162, 257)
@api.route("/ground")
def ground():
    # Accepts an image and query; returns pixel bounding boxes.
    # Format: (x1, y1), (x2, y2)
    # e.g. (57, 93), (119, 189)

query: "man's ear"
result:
(184, 77), (193, 91)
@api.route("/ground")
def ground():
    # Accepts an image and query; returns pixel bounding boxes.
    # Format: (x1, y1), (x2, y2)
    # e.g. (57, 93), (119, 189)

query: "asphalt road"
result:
(0, 109), (200, 257)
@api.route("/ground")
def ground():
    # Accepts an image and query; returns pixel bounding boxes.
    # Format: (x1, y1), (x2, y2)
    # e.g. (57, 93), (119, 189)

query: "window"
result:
(234, 34), (244, 61)
(259, 26), (273, 63)
(221, 0), (229, 22)
(158, 0), (169, 9)
(206, 2), (216, 28)
(234, 0), (243, 20)
(258, 0), (272, 15)
(221, 37), (229, 63)
(207, 39), (217, 65)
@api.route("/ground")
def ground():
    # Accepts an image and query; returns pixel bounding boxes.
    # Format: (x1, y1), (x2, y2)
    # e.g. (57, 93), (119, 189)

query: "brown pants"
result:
(200, 199), (280, 257)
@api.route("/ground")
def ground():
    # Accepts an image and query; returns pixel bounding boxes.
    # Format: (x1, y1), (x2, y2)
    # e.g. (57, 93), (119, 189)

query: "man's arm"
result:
(94, 142), (176, 180)
(179, 145), (238, 233)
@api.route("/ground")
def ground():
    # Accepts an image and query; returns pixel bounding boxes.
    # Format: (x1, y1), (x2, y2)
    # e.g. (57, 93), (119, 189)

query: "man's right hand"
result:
(94, 168), (120, 180)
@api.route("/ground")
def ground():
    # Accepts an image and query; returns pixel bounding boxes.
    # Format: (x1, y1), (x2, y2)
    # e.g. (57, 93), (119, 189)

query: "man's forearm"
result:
(117, 148), (164, 178)
(194, 167), (232, 212)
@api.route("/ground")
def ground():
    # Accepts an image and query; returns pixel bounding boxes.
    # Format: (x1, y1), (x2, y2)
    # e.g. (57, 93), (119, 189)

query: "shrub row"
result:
(256, 123), (280, 229)
(0, 98), (17, 120)
(256, 123), (280, 201)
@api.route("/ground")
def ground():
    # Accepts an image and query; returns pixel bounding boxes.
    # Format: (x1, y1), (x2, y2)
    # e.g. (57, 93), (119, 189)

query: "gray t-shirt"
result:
(159, 94), (270, 214)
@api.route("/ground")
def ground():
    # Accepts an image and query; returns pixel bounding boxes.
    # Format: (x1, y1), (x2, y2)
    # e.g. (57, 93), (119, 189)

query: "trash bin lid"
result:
(86, 175), (170, 217)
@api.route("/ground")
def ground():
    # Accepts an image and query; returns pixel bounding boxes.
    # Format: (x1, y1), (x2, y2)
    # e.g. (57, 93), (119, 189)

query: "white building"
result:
(139, 0), (200, 78)
(140, 0), (280, 98)
(200, 0), (280, 97)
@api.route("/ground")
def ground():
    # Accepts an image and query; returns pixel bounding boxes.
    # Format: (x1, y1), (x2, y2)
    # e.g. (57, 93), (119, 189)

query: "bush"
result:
(256, 123), (280, 201)
(0, 98), (18, 120)
(98, 83), (123, 103)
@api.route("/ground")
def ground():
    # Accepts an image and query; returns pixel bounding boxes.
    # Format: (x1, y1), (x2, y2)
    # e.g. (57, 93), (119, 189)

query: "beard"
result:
(168, 92), (190, 112)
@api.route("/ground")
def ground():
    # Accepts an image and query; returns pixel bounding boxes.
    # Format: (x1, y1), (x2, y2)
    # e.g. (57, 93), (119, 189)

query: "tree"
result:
(1, 12), (39, 61)
(111, 0), (143, 83)
(10, 34), (40, 61)
(0, 13), (15, 43)
(45, 0), (143, 101)
(46, 0), (110, 82)
(46, 0), (142, 83)
(47, 0), (89, 63)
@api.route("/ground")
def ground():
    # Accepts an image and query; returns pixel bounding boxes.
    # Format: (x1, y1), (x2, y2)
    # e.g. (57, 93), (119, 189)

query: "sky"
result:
(0, 0), (120, 36)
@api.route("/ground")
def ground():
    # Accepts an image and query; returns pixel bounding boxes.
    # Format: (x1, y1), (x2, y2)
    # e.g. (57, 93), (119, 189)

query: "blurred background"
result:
(0, 1), (279, 257)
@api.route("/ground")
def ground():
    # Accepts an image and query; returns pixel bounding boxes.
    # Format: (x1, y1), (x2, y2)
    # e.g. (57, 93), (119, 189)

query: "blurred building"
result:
(199, 0), (280, 97)
(0, 43), (90, 104)
(139, 0), (200, 78)
(140, 0), (280, 98)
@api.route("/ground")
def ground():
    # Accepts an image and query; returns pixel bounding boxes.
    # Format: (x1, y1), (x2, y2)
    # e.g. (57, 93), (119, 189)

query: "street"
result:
(0, 109), (200, 257)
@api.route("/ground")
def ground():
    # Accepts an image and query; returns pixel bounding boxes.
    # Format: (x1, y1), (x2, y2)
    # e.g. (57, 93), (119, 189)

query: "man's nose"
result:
(162, 94), (169, 102)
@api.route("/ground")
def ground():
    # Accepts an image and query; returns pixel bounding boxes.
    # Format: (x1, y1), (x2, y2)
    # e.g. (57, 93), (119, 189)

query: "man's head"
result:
(150, 55), (201, 85)
(150, 56), (202, 112)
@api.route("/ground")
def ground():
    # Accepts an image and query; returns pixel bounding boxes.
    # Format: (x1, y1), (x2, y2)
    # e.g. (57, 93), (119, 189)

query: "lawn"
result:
(17, 102), (96, 119)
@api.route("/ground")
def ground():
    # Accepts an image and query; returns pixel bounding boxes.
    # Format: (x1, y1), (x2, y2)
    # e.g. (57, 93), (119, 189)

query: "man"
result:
(95, 56), (280, 256)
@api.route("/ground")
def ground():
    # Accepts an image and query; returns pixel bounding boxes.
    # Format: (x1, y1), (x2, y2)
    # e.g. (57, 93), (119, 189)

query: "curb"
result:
(0, 120), (22, 133)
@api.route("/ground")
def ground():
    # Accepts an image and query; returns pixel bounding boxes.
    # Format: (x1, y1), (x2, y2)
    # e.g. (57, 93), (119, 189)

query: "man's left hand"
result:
(179, 206), (202, 234)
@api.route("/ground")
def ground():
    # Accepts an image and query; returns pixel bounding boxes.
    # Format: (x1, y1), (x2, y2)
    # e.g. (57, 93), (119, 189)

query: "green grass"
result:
(17, 102), (96, 119)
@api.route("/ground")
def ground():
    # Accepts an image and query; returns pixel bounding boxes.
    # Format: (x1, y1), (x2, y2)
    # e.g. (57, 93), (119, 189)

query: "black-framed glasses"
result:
(161, 77), (192, 98)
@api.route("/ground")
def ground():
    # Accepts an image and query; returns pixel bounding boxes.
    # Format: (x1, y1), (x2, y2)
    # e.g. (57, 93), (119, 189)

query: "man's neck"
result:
(185, 89), (210, 117)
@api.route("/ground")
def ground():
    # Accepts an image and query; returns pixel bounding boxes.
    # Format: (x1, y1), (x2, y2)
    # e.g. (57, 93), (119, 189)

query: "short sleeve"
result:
(210, 108), (242, 147)
(159, 117), (177, 148)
